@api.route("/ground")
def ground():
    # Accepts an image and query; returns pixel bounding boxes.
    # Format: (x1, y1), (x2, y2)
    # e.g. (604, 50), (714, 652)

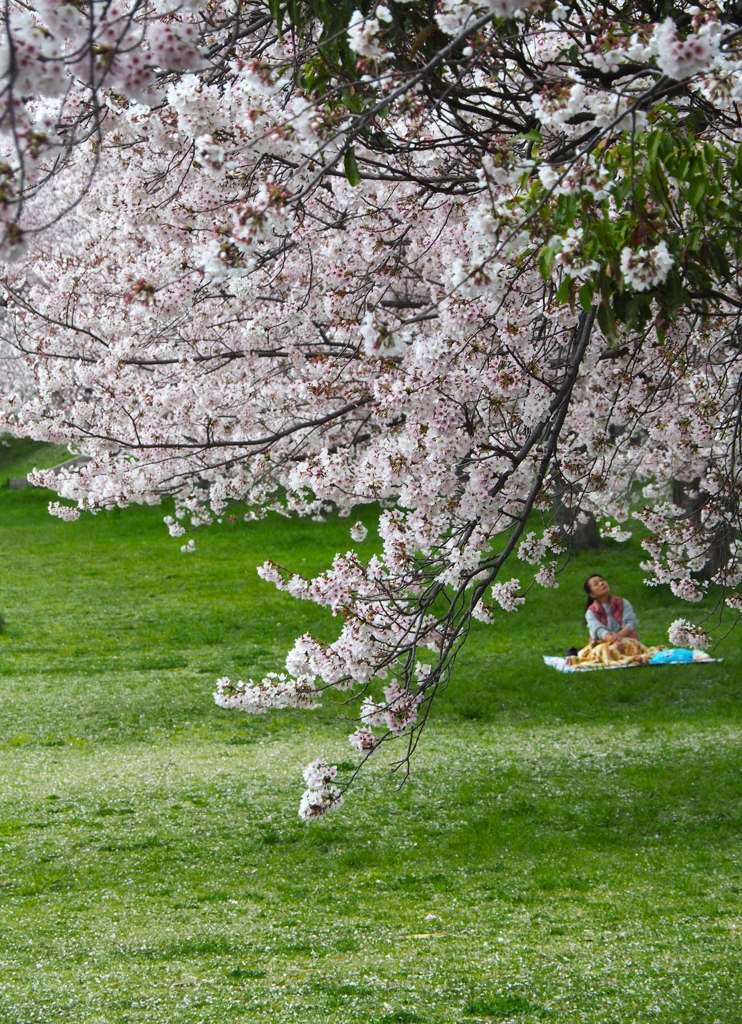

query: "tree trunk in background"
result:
(672, 478), (733, 581)
(553, 475), (601, 551)
(672, 477), (702, 515)
(700, 524), (734, 580)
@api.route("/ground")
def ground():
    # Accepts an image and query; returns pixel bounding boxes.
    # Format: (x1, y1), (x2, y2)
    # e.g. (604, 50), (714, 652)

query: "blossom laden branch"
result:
(0, 2), (740, 814)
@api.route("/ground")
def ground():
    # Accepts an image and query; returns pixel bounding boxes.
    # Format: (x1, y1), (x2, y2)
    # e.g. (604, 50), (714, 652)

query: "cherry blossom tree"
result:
(1, 0), (742, 814)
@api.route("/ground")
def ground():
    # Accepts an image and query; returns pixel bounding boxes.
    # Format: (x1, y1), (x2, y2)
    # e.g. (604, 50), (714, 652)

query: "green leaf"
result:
(623, 295), (643, 330)
(341, 88), (362, 114)
(369, 130), (393, 151)
(672, 155), (690, 182)
(517, 129), (543, 143)
(268, 0), (285, 35)
(687, 176), (707, 211)
(663, 270), (684, 313)
(555, 275), (573, 305)
(707, 239), (731, 281)
(597, 302), (617, 342)
(647, 130), (664, 162)
(410, 23), (436, 60)
(344, 147), (361, 187)
(578, 282), (594, 312)
(539, 245), (559, 280)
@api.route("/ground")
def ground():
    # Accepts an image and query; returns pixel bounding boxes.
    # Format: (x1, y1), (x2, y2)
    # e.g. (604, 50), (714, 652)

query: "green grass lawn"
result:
(0, 437), (740, 1023)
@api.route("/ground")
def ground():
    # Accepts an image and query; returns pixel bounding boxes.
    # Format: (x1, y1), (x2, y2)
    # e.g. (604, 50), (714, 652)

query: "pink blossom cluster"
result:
(349, 726), (379, 756)
(667, 618), (711, 650)
(654, 17), (719, 81)
(298, 762), (343, 821)
(620, 242), (675, 292)
(517, 532), (547, 565)
(347, 9), (392, 60)
(635, 503), (717, 603)
(214, 673), (320, 714)
(491, 579), (525, 612)
(599, 521), (633, 543)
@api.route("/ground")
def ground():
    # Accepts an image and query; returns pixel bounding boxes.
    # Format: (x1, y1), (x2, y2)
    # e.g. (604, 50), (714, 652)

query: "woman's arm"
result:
(621, 599), (638, 632)
(606, 625), (634, 643)
(586, 609), (608, 641)
(600, 600), (639, 644)
(603, 599), (639, 643)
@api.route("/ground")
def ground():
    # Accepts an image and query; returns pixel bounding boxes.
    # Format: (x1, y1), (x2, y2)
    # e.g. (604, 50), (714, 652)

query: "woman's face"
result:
(588, 575), (610, 601)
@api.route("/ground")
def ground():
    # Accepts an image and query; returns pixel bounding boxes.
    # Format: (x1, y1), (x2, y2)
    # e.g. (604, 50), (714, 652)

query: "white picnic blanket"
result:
(544, 649), (721, 673)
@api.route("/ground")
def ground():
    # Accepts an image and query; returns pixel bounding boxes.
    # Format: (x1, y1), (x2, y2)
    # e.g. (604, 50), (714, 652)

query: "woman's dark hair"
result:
(584, 574), (603, 610)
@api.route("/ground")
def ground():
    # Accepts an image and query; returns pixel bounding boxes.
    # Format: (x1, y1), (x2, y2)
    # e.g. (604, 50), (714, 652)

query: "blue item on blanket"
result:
(543, 649), (720, 673)
(649, 648), (694, 664)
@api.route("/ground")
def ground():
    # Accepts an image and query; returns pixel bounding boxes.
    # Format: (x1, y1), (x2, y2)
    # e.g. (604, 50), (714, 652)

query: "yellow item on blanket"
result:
(568, 638), (666, 670)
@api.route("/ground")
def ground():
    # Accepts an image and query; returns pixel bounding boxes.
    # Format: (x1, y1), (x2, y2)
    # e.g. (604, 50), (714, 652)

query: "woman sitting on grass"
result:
(585, 574), (639, 648)
(558, 575), (712, 671)
(568, 574), (656, 668)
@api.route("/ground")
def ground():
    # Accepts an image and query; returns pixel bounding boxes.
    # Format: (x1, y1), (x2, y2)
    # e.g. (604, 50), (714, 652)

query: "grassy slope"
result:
(0, 434), (70, 485)
(0, 438), (740, 1023)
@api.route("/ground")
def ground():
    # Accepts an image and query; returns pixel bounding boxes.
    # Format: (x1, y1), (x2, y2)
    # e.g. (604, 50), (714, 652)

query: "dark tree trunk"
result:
(552, 475), (601, 551)
(699, 521), (735, 581)
(672, 478), (734, 581)
(672, 477), (702, 515)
